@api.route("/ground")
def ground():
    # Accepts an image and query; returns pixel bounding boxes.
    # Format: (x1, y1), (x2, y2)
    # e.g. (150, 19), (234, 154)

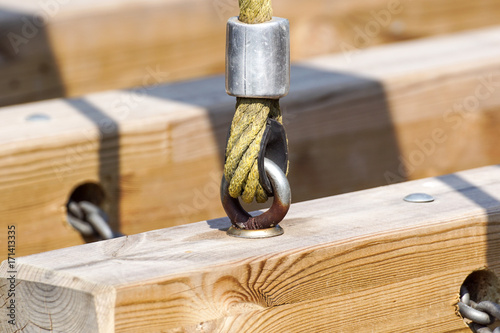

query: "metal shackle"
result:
(225, 16), (290, 99)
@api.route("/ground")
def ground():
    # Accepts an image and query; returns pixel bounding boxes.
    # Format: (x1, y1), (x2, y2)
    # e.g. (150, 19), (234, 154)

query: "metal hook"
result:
(221, 158), (291, 238)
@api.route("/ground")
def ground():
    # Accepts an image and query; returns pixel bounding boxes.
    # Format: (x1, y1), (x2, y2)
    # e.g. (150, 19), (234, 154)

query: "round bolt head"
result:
(26, 113), (51, 122)
(403, 193), (435, 203)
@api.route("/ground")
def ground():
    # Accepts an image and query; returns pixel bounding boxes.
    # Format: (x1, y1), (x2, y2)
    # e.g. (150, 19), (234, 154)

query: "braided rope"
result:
(238, 0), (273, 24)
(224, 0), (287, 204)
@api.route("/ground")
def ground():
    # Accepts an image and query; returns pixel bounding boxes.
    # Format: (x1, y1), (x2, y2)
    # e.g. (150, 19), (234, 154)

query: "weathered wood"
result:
(2, 26), (500, 260)
(2, 165), (500, 332)
(1, 0), (500, 105)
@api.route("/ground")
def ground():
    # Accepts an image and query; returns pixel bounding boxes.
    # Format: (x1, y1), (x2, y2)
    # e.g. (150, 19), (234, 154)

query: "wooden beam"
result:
(2, 165), (500, 332)
(2, 26), (500, 260)
(1, 0), (500, 106)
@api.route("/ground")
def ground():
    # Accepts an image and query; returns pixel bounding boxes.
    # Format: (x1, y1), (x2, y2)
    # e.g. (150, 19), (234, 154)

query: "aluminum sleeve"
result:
(225, 16), (290, 99)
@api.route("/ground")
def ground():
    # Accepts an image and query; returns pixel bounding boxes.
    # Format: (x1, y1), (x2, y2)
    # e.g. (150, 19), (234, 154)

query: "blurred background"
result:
(1, 0), (499, 106)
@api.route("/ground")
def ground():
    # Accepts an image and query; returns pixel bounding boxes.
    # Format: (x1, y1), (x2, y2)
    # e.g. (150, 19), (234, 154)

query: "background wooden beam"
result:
(1, 27), (500, 260)
(1, 0), (500, 106)
(2, 165), (500, 332)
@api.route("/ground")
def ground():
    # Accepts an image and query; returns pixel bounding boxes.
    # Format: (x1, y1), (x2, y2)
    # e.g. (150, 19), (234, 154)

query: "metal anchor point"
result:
(222, 158), (291, 239)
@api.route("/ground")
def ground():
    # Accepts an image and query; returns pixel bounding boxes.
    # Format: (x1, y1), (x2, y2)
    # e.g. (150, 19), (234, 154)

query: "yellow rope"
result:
(224, 0), (287, 204)
(238, 0), (272, 24)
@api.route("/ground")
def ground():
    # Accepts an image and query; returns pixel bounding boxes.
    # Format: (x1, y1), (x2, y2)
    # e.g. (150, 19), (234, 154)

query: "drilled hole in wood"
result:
(65, 182), (109, 242)
(68, 182), (106, 207)
(459, 268), (500, 331)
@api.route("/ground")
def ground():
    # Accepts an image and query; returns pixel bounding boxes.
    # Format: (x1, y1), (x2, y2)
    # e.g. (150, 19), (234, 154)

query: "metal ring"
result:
(221, 158), (291, 233)
(461, 285), (471, 305)
(458, 302), (494, 325)
(470, 324), (500, 333)
(86, 213), (115, 240)
(67, 200), (124, 240)
(476, 301), (500, 321)
(470, 324), (493, 333)
(67, 214), (95, 236)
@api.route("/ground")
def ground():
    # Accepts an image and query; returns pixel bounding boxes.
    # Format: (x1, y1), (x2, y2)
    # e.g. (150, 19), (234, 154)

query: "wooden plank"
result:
(1, 0), (500, 106)
(2, 165), (500, 332)
(2, 26), (500, 260)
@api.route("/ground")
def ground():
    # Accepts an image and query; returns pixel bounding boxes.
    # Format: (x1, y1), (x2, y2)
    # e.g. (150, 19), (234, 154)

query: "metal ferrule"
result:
(225, 16), (290, 99)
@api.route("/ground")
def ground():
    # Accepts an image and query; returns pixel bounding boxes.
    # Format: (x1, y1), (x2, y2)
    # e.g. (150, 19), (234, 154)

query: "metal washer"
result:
(227, 225), (284, 238)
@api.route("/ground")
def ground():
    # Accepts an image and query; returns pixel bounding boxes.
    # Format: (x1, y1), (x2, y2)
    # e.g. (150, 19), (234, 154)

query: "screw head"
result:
(26, 114), (51, 122)
(403, 193), (435, 203)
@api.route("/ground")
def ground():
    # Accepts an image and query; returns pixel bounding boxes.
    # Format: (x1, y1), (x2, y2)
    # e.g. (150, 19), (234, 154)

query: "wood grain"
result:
(2, 165), (500, 332)
(2, 27), (500, 260)
(1, 0), (500, 105)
